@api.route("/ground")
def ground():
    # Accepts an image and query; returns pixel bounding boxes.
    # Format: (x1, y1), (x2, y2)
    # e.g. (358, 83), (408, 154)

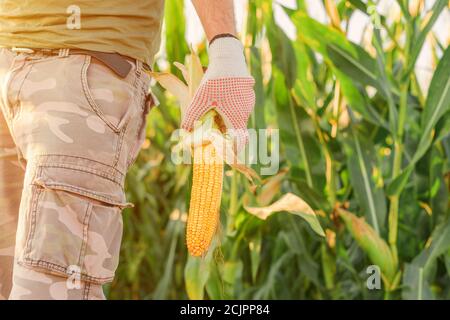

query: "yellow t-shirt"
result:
(0, 1), (164, 66)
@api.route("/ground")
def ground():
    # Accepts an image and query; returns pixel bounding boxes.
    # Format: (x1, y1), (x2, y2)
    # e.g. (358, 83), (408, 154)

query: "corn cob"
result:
(186, 112), (224, 257)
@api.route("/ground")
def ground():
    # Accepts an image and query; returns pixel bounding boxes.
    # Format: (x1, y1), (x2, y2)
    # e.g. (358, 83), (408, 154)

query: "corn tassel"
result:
(186, 113), (224, 257)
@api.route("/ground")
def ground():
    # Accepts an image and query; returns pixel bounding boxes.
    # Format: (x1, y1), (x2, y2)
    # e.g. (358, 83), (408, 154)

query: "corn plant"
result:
(108, 0), (450, 300)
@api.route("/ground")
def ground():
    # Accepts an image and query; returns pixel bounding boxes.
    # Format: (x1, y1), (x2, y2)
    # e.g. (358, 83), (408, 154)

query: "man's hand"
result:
(181, 0), (255, 150)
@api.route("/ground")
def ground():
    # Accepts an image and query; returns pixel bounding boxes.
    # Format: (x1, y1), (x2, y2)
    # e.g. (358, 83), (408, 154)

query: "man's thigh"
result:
(6, 52), (151, 299)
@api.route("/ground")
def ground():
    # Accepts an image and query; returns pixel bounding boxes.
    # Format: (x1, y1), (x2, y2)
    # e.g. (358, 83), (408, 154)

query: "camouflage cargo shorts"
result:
(0, 48), (153, 299)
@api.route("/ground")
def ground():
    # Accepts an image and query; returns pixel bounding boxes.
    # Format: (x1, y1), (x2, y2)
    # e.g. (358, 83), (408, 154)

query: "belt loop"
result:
(58, 48), (70, 57)
(135, 59), (142, 77)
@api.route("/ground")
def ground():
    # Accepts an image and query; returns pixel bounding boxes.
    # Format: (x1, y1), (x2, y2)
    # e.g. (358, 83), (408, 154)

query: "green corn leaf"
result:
(205, 262), (224, 300)
(272, 67), (314, 186)
(266, 15), (297, 89)
(292, 41), (317, 110)
(249, 47), (266, 130)
(326, 42), (380, 90)
(254, 252), (293, 299)
(402, 264), (433, 300)
(445, 250), (450, 278)
(435, 114), (450, 143)
(282, 225), (322, 287)
(184, 246), (215, 299)
(326, 40), (419, 136)
(346, 0), (367, 11)
(290, 11), (387, 128)
(292, 11), (355, 55)
(249, 233), (262, 283)
(428, 147), (448, 222)
(152, 221), (180, 299)
(221, 260), (244, 298)
(395, 0), (411, 19)
(372, 29), (398, 136)
(343, 127), (387, 235)
(164, 0), (189, 76)
(416, 47), (450, 162)
(338, 209), (397, 282)
(296, 0), (307, 11)
(321, 243), (336, 290)
(402, 220), (450, 299)
(405, 0), (448, 78)
(388, 47), (450, 196)
(338, 70), (388, 129)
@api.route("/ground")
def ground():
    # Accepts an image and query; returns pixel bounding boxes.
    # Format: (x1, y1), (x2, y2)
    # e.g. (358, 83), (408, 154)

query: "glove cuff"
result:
(206, 37), (250, 79)
(208, 36), (244, 59)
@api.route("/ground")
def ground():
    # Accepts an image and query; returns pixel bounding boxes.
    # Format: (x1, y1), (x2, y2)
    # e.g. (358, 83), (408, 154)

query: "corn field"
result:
(108, 0), (450, 300)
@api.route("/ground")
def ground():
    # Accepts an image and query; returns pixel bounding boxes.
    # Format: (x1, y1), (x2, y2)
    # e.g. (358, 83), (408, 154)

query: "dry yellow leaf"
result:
(245, 193), (325, 236)
(150, 72), (190, 112)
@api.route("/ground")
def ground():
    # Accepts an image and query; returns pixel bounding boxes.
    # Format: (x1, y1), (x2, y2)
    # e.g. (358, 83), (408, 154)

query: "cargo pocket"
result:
(18, 164), (132, 285)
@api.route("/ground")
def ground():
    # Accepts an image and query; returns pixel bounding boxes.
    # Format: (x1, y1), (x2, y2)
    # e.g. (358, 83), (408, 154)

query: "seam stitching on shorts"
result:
(77, 202), (92, 273)
(126, 112), (145, 169)
(112, 126), (125, 169)
(20, 258), (114, 284)
(80, 55), (121, 134)
(34, 182), (127, 207)
(126, 81), (149, 169)
(112, 67), (140, 170)
(40, 163), (123, 186)
(24, 166), (43, 257)
(83, 282), (91, 300)
(116, 63), (143, 169)
(13, 63), (33, 121)
(36, 154), (126, 178)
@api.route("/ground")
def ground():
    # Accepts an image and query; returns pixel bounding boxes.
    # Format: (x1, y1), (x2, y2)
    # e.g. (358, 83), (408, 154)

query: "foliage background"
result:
(108, 0), (450, 300)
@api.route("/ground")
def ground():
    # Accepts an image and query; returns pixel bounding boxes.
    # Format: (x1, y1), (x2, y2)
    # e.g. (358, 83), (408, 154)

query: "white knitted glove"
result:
(181, 37), (255, 150)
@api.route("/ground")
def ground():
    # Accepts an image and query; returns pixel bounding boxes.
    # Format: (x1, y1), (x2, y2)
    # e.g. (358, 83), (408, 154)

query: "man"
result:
(0, 0), (255, 300)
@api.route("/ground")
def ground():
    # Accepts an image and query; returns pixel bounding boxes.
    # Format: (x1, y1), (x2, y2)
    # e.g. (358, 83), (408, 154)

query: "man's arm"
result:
(182, 0), (255, 151)
(191, 0), (237, 41)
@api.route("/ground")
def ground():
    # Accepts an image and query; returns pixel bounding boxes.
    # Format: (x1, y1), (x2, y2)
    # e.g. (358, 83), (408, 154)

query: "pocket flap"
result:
(32, 162), (133, 210)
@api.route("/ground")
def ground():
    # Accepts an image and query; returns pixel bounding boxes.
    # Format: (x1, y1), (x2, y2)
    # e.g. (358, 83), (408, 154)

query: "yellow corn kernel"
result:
(186, 142), (224, 257)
